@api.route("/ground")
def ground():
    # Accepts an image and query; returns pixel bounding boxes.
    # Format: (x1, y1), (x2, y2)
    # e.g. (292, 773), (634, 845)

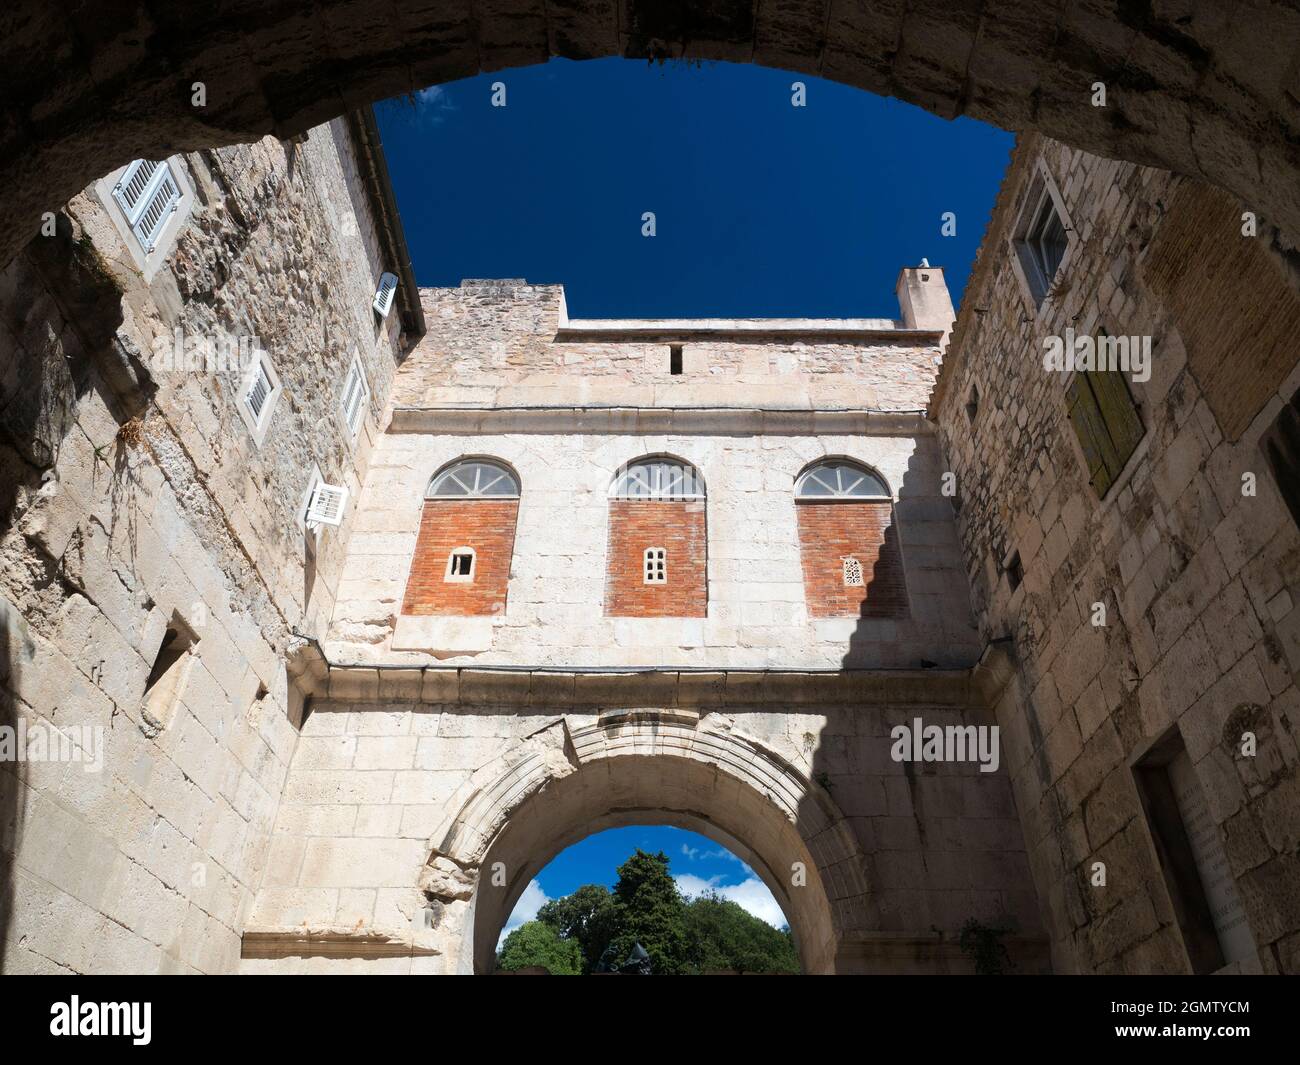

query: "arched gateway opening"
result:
(4, 3), (1300, 272)
(422, 711), (870, 974)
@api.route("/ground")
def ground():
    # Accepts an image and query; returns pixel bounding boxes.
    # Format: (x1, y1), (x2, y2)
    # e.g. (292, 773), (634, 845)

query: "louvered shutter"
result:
(341, 361), (368, 433)
(373, 272), (399, 317)
(245, 361), (273, 421)
(306, 483), (349, 527)
(113, 160), (182, 252)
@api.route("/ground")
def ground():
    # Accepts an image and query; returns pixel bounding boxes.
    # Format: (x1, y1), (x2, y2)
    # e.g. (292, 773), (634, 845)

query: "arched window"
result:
(428, 459), (520, 498)
(605, 456), (706, 617)
(610, 457), (705, 500)
(794, 459), (907, 619)
(794, 460), (890, 500)
(401, 458), (521, 617)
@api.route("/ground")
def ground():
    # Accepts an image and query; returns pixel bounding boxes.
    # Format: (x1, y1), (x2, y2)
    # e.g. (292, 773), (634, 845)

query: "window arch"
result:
(794, 459), (890, 500)
(427, 458), (520, 499)
(402, 456), (521, 618)
(610, 456), (705, 500)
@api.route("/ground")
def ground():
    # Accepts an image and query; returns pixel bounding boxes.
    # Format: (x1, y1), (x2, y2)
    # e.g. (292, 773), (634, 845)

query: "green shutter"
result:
(1066, 374), (1119, 496)
(1088, 368), (1144, 473)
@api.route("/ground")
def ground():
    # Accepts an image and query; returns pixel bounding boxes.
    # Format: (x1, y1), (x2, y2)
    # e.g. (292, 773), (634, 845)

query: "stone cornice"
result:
(388, 406), (934, 436)
(293, 661), (974, 709)
(554, 323), (942, 343)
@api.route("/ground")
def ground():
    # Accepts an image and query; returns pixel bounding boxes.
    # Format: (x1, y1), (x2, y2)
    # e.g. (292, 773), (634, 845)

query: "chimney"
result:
(896, 264), (955, 351)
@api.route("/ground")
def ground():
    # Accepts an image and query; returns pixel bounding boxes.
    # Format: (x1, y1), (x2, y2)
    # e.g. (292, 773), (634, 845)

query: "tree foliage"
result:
(536, 884), (618, 975)
(500, 846), (801, 975)
(496, 920), (582, 975)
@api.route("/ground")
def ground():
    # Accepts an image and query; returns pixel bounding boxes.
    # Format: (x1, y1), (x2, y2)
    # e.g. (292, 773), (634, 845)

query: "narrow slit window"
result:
(644, 547), (667, 584)
(669, 345), (683, 375)
(142, 615), (199, 732)
(1003, 549), (1023, 593)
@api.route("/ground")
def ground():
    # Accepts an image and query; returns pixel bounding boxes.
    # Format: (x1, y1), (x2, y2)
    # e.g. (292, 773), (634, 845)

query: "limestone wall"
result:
(933, 134), (1300, 974)
(241, 670), (1045, 974)
(0, 118), (404, 972)
(397, 279), (943, 411)
(326, 422), (981, 669)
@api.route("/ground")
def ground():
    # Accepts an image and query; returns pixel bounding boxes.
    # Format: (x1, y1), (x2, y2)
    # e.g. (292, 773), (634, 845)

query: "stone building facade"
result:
(3, 108), (1299, 975)
(0, 110), (417, 973)
(932, 133), (1300, 974)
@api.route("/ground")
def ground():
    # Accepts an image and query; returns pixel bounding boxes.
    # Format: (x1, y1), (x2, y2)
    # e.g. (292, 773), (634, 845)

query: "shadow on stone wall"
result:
(0, 604), (23, 968)
(0, 220), (150, 970)
(840, 441), (975, 670)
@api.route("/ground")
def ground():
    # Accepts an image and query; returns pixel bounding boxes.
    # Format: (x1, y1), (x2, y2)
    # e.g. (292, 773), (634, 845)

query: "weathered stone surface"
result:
(933, 132), (1300, 972)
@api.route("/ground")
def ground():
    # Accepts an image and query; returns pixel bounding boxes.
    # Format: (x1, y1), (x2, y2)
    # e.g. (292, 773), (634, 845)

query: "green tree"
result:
(537, 883), (618, 974)
(496, 920), (582, 975)
(682, 891), (799, 974)
(606, 849), (690, 975)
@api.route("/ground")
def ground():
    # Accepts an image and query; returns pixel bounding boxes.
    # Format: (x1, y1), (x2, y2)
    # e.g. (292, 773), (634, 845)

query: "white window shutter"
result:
(113, 160), (161, 221)
(306, 482), (349, 527)
(341, 360), (369, 433)
(113, 160), (182, 253)
(373, 272), (399, 317)
(245, 360), (273, 421)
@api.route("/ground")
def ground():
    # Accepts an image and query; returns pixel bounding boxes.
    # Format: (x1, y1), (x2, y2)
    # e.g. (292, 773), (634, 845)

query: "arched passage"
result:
(421, 710), (872, 974)
(3, 3), (1299, 273)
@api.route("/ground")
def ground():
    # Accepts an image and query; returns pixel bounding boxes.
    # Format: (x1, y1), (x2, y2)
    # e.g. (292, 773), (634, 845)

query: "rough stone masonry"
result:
(2, 105), (1299, 973)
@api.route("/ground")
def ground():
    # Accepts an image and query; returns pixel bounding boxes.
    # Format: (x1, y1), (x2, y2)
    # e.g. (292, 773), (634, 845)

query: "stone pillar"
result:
(896, 265), (956, 350)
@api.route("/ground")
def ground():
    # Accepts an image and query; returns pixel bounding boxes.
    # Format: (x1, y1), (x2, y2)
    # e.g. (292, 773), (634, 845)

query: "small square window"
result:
(643, 547), (667, 584)
(446, 548), (476, 582)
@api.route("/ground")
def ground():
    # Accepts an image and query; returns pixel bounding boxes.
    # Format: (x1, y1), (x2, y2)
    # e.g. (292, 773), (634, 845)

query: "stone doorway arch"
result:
(422, 709), (872, 974)
(4, 3), (1299, 272)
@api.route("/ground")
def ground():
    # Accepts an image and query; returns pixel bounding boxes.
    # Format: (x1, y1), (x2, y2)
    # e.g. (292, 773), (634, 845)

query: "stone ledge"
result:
(241, 927), (440, 960)
(301, 664), (975, 708)
(389, 406), (934, 437)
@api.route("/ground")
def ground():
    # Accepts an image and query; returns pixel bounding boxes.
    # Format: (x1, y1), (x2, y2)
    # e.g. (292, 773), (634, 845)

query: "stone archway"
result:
(421, 709), (872, 974)
(4, 2), (1300, 272)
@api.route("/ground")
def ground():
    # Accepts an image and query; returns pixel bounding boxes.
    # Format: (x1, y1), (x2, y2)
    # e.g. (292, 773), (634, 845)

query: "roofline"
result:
(553, 322), (942, 342)
(346, 106), (426, 348)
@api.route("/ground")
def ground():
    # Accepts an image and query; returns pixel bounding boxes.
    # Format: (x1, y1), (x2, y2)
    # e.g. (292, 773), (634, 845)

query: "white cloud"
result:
(498, 879), (550, 949)
(413, 84), (457, 124)
(675, 874), (787, 928)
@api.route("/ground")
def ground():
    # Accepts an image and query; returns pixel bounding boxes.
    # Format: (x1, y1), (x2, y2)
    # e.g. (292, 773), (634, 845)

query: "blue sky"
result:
(501, 826), (786, 941)
(376, 57), (1013, 318)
